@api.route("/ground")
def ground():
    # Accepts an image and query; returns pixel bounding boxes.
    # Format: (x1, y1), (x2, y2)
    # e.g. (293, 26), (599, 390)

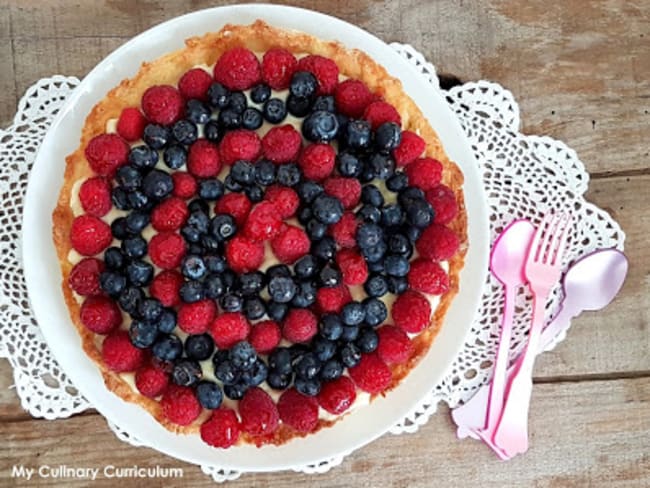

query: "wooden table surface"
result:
(1, 1), (648, 486)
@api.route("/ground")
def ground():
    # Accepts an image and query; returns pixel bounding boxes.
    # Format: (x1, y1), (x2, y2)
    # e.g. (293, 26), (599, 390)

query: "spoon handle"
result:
(538, 303), (577, 353)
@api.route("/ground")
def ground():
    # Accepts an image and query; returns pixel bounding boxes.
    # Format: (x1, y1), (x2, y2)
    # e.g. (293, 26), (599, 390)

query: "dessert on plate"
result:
(52, 20), (467, 448)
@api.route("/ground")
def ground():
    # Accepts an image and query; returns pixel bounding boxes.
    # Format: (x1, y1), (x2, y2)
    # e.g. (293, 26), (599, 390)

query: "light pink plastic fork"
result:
(492, 212), (572, 457)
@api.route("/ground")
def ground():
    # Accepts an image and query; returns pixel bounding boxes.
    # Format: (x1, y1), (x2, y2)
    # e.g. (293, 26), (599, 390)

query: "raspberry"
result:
(225, 236), (264, 273)
(407, 258), (450, 295)
(187, 139), (222, 178)
(80, 295), (122, 334)
(85, 133), (129, 177)
(271, 225), (310, 264)
(376, 325), (414, 365)
(216, 193), (252, 227)
(161, 385), (202, 426)
(102, 330), (146, 372)
(282, 309), (317, 343)
(297, 55), (339, 95)
(264, 185), (299, 219)
(426, 185), (459, 225)
(149, 269), (183, 307)
(262, 48), (298, 90)
(70, 215), (112, 256)
(334, 79), (373, 118)
(323, 177), (361, 209)
(141, 85), (184, 125)
(200, 408), (240, 448)
(210, 312), (251, 349)
(248, 320), (281, 354)
(317, 376), (357, 415)
(68, 257), (105, 296)
(219, 129), (262, 166)
(239, 387), (280, 436)
(178, 68), (212, 101)
(363, 101), (402, 130)
(244, 201), (283, 241)
(78, 177), (112, 217)
(261, 125), (302, 164)
(335, 249), (368, 286)
(298, 143), (335, 181)
(316, 284), (352, 314)
(116, 107), (146, 142)
(135, 365), (169, 398)
(416, 224), (460, 261)
(278, 388), (319, 433)
(391, 290), (432, 333)
(149, 232), (186, 269)
(348, 353), (392, 394)
(213, 47), (261, 90)
(171, 172), (198, 199)
(405, 157), (443, 190)
(329, 212), (358, 248)
(178, 299), (217, 334)
(393, 131), (426, 167)
(151, 197), (189, 231)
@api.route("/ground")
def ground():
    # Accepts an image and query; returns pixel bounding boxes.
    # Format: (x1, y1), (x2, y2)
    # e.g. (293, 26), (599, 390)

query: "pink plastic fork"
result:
(492, 212), (572, 457)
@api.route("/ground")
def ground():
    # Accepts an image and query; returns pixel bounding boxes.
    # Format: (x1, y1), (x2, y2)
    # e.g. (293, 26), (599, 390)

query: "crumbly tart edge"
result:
(52, 20), (468, 446)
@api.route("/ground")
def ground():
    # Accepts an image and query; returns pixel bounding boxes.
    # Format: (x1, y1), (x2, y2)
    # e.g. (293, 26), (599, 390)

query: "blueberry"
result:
(243, 296), (266, 320)
(126, 190), (150, 210)
(363, 297), (388, 326)
(129, 145), (159, 169)
(118, 287), (143, 314)
(381, 204), (404, 227)
(222, 270), (236, 291)
(356, 327), (379, 353)
(242, 107), (263, 130)
(241, 359), (268, 386)
(343, 119), (372, 149)
(302, 110), (339, 142)
(210, 214), (237, 241)
(196, 380), (223, 409)
(104, 247), (125, 270)
(289, 344), (310, 363)
(204, 274), (225, 299)
(142, 170), (173, 200)
(121, 236), (147, 259)
(137, 298), (162, 321)
(387, 276), (408, 294)
(368, 260), (385, 273)
(180, 281), (205, 303)
(356, 222), (384, 249)
(228, 91), (247, 113)
(318, 264), (341, 288)
(223, 382), (249, 400)
(99, 270), (126, 297)
(129, 320), (159, 348)
(111, 187), (131, 211)
(250, 83), (271, 104)
(157, 308), (177, 333)
(266, 371), (292, 390)
(218, 109), (242, 129)
(339, 342), (362, 368)
(181, 225), (201, 243)
(384, 254), (410, 277)
(163, 144), (187, 170)
(312, 95), (335, 112)
(287, 95), (313, 117)
(125, 211), (149, 234)
(215, 360), (240, 385)
(291, 280), (317, 308)
(125, 259), (153, 286)
(312, 194), (344, 224)
(267, 301), (289, 322)
(361, 184), (385, 207)
(320, 359), (344, 381)
(152, 334), (183, 361)
(276, 163), (301, 187)
(179, 255), (205, 280)
(116, 166), (142, 192)
(266, 264), (291, 280)
(182, 334), (214, 361)
(290, 71), (318, 98)
(255, 159), (276, 186)
(364, 273), (389, 298)
(186, 99), (211, 124)
(337, 151), (362, 178)
(188, 199), (209, 214)
(312, 337), (337, 362)
(295, 353), (321, 380)
(398, 186), (426, 206)
(207, 82), (230, 109)
(306, 219), (327, 240)
(224, 174), (244, 192)
(405, 225), (423, 243)
(367, 152), (395, 180)
(238, 272), (265, 295)
(375, 122), (402, 151)
(296, 180), (324, 204)
(268, 347), (292, 375)
(268, 276), (297, 303)
(362, 241), (388, 263)
(204, 120), (221, 143)
(298, 206), (313, 225)
(230, 341), (257, 371)
(341, 301), (366, 326)
(204, 255), (227, 273)
(172, 359), (202, 386)
(388, 233), (412, 256)
(198, 179), (224, 201)
(312, 236), (336, 261)
(406, 198), (435, 228)
(341, 324), (360, 342)
(172, 119), (198, 145)
(220, 293), (243, 312)
(319, 314), (343, 341)
(231, 160), (256, 185)
(386, 172), (409, 192)
(357, 204), (382, 223)
(263, 98), (287, 124)
(187, 210), (210, 233)
(143, 124), (171, 150)
(245, 184), (264, 202)
(294, 255), (319, 279)
(212, 349), (230, 368)
(295, 377), (321, 396)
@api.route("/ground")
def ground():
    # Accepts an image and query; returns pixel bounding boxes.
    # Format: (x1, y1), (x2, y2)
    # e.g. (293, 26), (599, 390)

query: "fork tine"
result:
(537, 213), (557, 263)
(551, 214), (572, 266)
(543, 213), (565, 264)
(530, 213), (551, 262)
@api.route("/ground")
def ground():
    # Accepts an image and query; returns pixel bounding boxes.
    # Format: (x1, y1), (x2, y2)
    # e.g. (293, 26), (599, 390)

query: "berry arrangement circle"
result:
(53, 21), (467, 449)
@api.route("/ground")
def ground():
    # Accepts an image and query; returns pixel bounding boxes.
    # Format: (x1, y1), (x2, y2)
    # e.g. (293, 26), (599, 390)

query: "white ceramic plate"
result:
(23, 4), (489, 472)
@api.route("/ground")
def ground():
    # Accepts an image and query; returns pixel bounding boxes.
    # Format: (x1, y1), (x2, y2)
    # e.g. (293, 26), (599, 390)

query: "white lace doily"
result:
(0, 45), (625, 482)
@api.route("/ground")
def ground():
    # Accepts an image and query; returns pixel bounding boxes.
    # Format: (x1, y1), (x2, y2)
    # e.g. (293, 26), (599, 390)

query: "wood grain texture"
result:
(0, 0), (648, 485)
